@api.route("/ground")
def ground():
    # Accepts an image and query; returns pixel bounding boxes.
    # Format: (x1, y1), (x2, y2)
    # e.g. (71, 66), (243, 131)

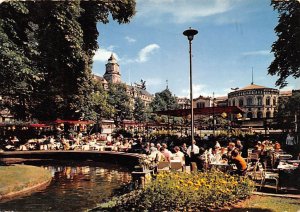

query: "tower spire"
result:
(166, 79), (169, 90)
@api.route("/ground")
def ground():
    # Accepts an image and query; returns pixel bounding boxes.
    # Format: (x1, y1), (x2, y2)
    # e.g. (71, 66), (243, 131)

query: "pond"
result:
(0, 160), (132, 211)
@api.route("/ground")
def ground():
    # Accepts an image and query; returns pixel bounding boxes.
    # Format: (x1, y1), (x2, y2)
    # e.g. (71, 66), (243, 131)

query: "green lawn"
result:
(230, 195), (300, 212)
(0, 164), (52, 197)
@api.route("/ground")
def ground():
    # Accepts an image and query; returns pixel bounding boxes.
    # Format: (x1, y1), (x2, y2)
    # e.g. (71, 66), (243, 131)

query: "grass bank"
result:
(0, 164), (52, 199)
(231, 195), (300, 212)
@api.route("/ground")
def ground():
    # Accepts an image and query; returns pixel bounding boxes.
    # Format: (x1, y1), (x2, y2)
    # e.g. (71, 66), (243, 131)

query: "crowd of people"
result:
(1, 131), (298, 176)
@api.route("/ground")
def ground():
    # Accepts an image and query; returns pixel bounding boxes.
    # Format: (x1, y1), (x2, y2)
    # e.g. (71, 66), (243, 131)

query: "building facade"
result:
(103, 54), (121, 84)
(96, 54), (153, 107)
(228, 83), (279, 119)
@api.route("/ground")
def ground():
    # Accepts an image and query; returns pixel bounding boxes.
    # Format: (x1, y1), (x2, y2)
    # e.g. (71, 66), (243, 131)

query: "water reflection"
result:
(0, 160), (131, 211)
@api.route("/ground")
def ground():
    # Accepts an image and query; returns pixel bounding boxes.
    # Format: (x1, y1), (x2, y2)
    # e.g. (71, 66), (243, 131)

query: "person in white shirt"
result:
(172, 146), (185, 165)
(286, 132), (295, 153)
(187, 140), (200, 158)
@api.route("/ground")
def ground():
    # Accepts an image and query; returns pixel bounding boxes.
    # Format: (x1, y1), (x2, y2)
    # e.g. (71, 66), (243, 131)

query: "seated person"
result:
(195, 147), (206, 171)
(172, 146), (185, 165)
(274, 141), (281, 152)
(231, 149), (247, 176)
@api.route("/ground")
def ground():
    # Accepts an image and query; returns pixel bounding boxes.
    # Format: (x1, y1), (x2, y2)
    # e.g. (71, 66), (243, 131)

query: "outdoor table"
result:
(278, 164), (300, 190)
(210, 162), (230, 172)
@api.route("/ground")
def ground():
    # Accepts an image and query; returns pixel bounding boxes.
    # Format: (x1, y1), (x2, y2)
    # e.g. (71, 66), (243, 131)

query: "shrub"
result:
(102, 170), (255, 211)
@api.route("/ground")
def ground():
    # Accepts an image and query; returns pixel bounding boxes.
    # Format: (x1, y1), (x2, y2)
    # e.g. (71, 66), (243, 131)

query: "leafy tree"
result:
(274, 92), (300, 132)
(0, 0), (136, 121)
(269, 0), (300, 88)
(0, 2), (41, 120)
(90, 79), (112, 120)
(133, 96), (146, 123)
(150, 89), (179, 112)
(149, 88), (179, 123)
(107, 83), (132, 126)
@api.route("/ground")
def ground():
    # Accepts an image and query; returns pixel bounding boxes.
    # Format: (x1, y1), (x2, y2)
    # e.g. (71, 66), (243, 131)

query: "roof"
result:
(155, 106), (243, 117)
(93, 74), (108, 84)
(215, 96), (227, 101)
(238, 83), (268, 91)
(279, 90), (292, 96)
(128, 85), (153, 97)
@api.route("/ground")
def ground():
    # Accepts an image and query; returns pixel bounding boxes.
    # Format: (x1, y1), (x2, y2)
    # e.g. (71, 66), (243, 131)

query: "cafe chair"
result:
(247, 153), (259, 163)
(157, 161), (170, 172)
(170, 162), (183, 172)
(260, 169), (279, 193)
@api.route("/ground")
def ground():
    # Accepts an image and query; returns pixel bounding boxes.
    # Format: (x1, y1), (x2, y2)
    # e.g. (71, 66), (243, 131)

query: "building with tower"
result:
(94, 54), (153, 107)
(103, 54), (121, 84)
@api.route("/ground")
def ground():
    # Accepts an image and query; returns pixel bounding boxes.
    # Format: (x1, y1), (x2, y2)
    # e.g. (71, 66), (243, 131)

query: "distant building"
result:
(228, 83), (279, 119)
(94, 54), (153, 107)
(176, 97), (189, 109)
(193, 95), (211, 108)
(103, 54), (121, 84)
(0, 108), (14, 122)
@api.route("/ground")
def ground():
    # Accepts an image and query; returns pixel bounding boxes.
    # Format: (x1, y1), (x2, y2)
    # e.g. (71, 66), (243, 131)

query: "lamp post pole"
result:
(183, 27), (198, 150)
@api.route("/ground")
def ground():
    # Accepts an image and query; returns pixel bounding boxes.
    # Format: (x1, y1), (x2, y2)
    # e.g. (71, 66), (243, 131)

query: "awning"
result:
(53, 119), (94, 125)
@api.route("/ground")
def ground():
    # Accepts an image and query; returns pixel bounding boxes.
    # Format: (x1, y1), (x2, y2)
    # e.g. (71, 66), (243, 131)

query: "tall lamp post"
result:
(183, 27), (198, 149)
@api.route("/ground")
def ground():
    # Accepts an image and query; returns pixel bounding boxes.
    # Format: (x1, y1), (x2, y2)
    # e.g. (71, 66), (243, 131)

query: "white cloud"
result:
(137, 0), (240, 23)
(179, 83), (207, 98)
(242, 50), (271, 56)
(125, 36), (136, 43)
(93, 46), (119, 62)
(136, 44), (160, 63)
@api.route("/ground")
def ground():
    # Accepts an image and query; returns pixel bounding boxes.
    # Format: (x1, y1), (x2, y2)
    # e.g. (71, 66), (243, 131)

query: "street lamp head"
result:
(183, 27), (198, 41)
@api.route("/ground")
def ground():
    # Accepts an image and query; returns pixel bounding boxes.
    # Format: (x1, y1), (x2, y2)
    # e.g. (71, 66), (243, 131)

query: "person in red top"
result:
(231, 149), (247, 176)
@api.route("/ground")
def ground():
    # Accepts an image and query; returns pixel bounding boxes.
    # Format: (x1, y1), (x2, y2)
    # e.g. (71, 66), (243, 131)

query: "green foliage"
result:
(0, 1), (136, 121)
(133, 96), (146, 122)
(101, 170), (255, 211)
(150, 88), (179, 112)
(107, 83), (133, 126)
(274, 92), (300, 131)
(269, 0), (300, 88)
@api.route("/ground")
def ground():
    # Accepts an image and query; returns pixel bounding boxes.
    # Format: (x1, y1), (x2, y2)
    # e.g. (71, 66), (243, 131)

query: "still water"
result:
(0, 160), (132, 211)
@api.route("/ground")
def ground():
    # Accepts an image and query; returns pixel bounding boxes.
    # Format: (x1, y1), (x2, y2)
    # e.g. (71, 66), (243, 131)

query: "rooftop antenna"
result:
(166, 79), (169, 90)
(251, 67), (254, 85)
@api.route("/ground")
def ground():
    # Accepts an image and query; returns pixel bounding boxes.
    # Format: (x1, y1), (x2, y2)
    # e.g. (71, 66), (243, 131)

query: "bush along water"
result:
(98, 170), (255, 211)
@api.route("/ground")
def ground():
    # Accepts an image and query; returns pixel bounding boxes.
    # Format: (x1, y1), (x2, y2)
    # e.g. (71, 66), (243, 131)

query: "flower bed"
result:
(98, 170), (255, 211)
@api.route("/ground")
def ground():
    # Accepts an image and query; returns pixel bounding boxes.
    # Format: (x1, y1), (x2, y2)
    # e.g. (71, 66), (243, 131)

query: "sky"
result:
(92, 0), (300, 98)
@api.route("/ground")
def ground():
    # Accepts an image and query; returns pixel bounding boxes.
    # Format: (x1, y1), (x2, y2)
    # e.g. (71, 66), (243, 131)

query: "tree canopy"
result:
(0, 1), (136, 121)
(150, 89), (179, 112)
(269, 0), (300, 88)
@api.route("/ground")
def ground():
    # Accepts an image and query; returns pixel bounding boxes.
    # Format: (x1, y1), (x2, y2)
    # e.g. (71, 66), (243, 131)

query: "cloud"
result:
(125, 36), (136, 43)
(179, 83), (207, 98)
(93, 46), (119, 62)
(242, 50), (271, 56)
(136, 44), (160, 63)
(137, 0), (240, 23)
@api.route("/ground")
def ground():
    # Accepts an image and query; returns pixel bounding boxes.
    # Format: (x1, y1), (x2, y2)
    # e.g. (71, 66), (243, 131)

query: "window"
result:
(273, 98), (276, 106)
(196, 102), (205, 108)
(239, 99), (243, 107)
(257, 111), (263, 119)
(266, 111), (271, 118)
(232, 99), (236, 106)
(247, 112), (252, 119)
(266, 97), (270, 106)
(247, 97), (253, 106)
(257, 97), (262, 106)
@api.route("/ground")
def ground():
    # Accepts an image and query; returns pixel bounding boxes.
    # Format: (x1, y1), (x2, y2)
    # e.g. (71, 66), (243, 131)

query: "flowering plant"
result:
(138, 154), (155, 170)
(114, 170), (255, 211)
